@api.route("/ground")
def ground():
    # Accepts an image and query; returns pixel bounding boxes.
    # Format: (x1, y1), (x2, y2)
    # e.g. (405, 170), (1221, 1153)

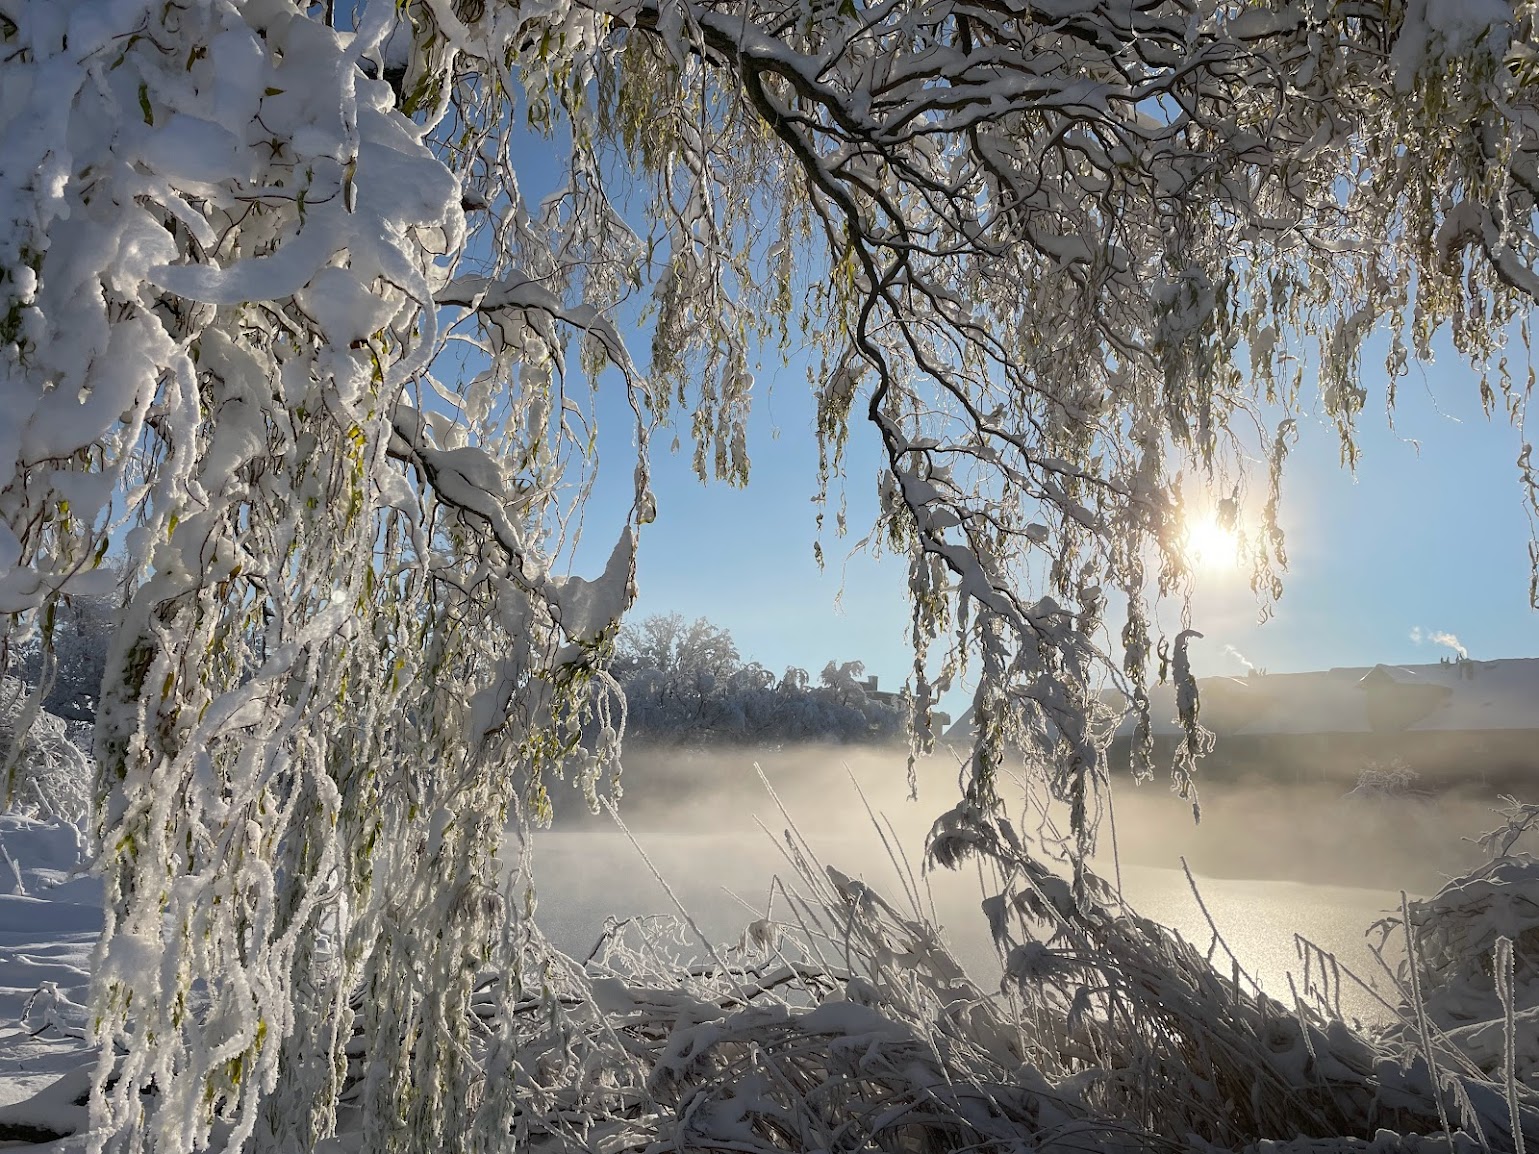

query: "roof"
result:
(943, 656), (1539, 744)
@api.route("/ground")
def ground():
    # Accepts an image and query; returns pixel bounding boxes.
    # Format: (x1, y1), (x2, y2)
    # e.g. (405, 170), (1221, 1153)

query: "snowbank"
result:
(0, 815), (97, 1144)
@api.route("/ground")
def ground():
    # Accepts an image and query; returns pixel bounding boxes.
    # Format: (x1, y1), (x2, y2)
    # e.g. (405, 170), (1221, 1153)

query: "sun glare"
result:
(1181, 511), (1242, 572)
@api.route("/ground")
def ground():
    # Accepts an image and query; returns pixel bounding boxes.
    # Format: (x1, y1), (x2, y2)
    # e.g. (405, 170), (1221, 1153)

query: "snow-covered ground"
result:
(0, 815), (97, 1141)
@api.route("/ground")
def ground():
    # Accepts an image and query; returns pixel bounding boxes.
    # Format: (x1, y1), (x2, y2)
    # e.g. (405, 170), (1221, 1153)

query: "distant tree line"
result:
(5, 600), (907, 753)
(612, 613), (907, 747)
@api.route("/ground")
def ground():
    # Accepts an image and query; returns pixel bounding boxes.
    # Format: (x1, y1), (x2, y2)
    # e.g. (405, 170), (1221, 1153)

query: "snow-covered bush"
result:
(8, 580), (118, 724)
(460, 793), (1539, 1152)
(0, 677), (91, 822)
(1374, 800), (1539, 1116)
(1348, 761), (1430, 802)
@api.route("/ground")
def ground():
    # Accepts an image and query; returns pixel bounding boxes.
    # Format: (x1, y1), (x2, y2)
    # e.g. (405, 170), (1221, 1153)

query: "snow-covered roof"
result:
(1124, 658), (1539, 739)
(943, 657), (1539, 744)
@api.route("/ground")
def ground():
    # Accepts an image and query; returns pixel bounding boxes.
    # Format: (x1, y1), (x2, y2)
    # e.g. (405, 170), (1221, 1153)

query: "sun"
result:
(1180, 510), (1242, 572)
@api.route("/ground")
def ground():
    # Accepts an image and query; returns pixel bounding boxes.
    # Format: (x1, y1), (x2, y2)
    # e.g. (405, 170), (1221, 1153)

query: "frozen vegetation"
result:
(7, 0), (1539, 1150)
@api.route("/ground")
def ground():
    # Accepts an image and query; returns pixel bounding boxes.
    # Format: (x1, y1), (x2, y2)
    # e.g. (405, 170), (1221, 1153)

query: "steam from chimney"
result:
(1410, 626), (1468, 659)
(1430, 631), (1468, 659)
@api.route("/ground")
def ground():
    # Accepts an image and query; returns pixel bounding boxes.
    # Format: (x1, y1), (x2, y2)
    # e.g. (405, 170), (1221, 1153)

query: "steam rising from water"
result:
(555, 742), (1494, 889)
(530, 742), (1504, 1023)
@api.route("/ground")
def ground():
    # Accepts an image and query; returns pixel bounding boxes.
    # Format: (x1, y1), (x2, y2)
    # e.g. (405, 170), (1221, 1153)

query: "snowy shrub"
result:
(1348, 761), (1430, 802)
(8, 581), (118, 724)
(479, 792), (1539, 1152)
(0, 677), (91, 822)
(924, 803), (1438, 1146)
(1375, 802), (1539, 1093)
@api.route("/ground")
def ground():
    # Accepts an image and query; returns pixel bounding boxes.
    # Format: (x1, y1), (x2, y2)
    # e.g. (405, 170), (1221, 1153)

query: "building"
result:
(859, 675), (950, 731)
(944, 657), (1539, 789)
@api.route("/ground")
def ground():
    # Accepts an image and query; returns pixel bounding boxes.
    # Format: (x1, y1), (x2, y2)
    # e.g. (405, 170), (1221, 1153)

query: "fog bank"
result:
(527, 742), (1512, 1023)
(559, 741), (1499, 893)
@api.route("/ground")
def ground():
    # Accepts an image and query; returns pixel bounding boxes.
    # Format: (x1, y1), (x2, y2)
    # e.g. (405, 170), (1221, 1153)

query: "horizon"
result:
(572, 332), (1539, 719)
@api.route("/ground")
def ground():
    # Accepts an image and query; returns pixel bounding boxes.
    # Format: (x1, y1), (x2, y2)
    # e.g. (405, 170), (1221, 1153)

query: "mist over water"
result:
(527, 742), (1508, 1025)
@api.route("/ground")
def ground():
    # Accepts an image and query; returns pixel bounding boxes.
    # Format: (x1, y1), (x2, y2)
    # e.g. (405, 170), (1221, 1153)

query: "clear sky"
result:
(567, 328), (1539, 719)
(505, 125), (1539, 720)
(1174, 346), (1539, 679)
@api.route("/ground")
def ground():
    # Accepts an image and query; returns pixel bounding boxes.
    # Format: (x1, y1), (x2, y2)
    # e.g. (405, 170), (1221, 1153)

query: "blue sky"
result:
(508, 128), (1539, 720)
(567, 331), (1539, 719)
(567, 343), (912, 684)
(1179, 353), (1539, 673)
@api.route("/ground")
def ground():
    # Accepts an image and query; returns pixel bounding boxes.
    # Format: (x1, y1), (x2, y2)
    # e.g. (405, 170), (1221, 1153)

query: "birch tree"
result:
(3, 0), (1538, 1149)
